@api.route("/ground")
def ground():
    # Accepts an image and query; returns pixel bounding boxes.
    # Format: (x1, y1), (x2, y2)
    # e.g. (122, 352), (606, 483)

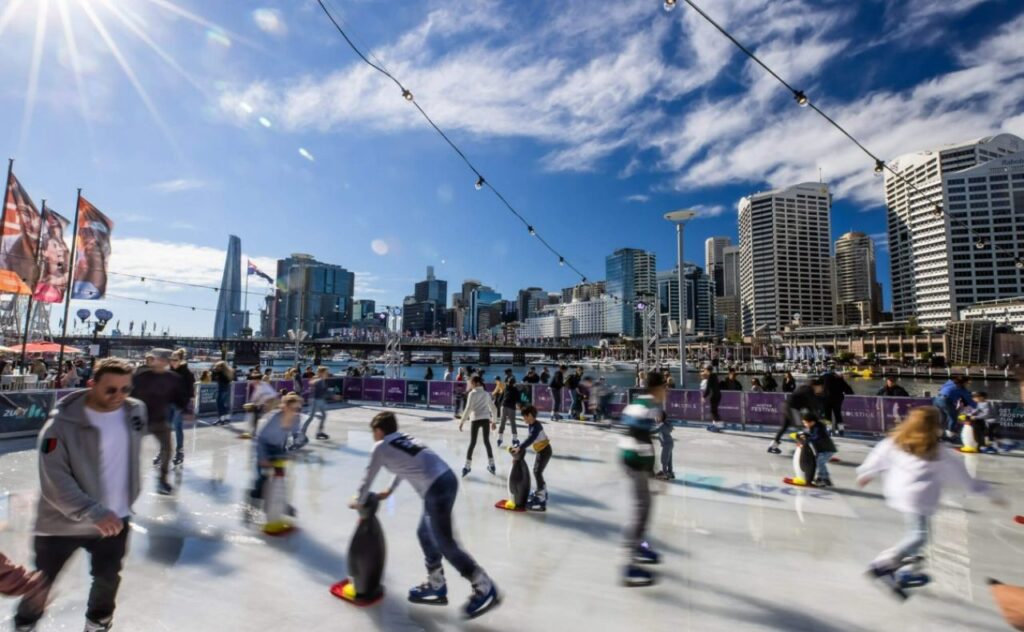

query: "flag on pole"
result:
(71, 196), (114, 300)
(32, 207), (71, 303)
(0, 171), (42, 294)
(247, 260), (273, 284)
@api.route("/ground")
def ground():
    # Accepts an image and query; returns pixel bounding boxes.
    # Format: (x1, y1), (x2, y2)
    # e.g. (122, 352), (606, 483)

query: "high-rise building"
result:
(414, 266), (448, 309)
(467, 285), (501, 337)
(516, 287), (549, 321)
(705, 237), (731, 297)
(834, 231), (883, 326)
(716, 245), (742, 337)
(739, 182), (834, 335)
(214, 235), (244, 338)
(658, 264), (711, 335)
(353, 299), (376, 322)
(271, 253), (355, 338)
(405, 267), (447, 334)
(885, 134), (1024, 327)
(605, 248), (656, 337)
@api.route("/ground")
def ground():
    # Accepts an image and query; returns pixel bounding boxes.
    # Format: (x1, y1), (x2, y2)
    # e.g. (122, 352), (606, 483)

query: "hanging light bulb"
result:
(793, 90), (809, 107)
(475, 176), (485, 190)
(663, 0), (678, 10)
(874, 159), (885, 176)
(528, 225), (536, 236)
(558, 256), (565, 266)
(975, 238), (988, 250)
(401, 88), (413, 102)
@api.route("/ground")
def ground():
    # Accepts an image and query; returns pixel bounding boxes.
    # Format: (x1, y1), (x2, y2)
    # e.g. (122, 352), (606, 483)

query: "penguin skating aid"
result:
(494, 447), (530, 512)
(262, 460), (296, 537)
(783, 435), (816, 487)
(331, 494), (386, 607)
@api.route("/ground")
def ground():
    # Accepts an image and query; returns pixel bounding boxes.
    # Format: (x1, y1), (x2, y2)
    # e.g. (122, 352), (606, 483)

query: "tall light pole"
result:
(664, 209), (697, 388)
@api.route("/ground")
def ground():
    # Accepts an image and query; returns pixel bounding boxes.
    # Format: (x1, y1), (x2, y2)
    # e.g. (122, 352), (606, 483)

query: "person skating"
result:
(800, 413), (837, 487)
(932, 376), (975, 444)
(250, 393), (302, 509)
(549, 365), (565, 421)
(459, 375), (497, 477)
(768, 378), (824, 454)
(567, 366), (584, 420)
(294, 367), (331, 447)
(965, 391), (999, 454)
(857, 407), (1004, 599)
(132, 348), (188, 495)
(351, 411), (501, 619)
(701, 366), (723, 432)
(821, 367), (854, 436)
(877, 376), (910, 397)
(496, 369), (520, 448)
(619, 372), (664, 586)
(14, 358), (146, 632)
(211, 361), (234, 424)
(510, 406), (552, 511)
(646, 373), (674, 481)
(168, 349), (195, 468)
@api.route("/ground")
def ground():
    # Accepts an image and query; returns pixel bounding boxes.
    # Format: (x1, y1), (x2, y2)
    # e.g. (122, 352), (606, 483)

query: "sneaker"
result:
(408, 581), (448, 605)
(654, 471), (674, 481)
(634, 541), (661, 565)
(156, 480), (173, 496)
(767, 445), (782, 454)
(172, 452), (184, 467)
(84, 617), (113, 632)
(812, 478), (825, 487)
(463, 583), (500, 619)
(622, 565), (655, 587)
(821, 478), (834, 488)
(461, 466), (471, 478)
(316, 432), (330, 441)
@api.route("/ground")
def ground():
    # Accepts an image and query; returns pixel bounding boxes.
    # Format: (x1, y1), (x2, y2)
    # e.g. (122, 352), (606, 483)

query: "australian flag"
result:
(247, 260), (273, 284)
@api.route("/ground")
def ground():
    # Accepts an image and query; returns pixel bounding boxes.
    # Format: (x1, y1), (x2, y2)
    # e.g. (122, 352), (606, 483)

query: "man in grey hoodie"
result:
(14, 358), (147, 632)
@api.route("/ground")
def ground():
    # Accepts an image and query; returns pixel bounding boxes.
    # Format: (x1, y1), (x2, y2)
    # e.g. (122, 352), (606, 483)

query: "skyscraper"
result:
(717, 245), (742, 337)
(406, 266), (447, 334)
(353, 299), (376, 322)
(886, 134), (1024, 327)
(704, 237), (731, 297)
(271, 253), (355, 338)
(658, 264), (711, 335)
(414, 266), (448, 309)
(517, 287), (549, 321)
(468, 285), (501, 337)
(834, 231), (883, 326)
(213, 235), (244, 338)
(739, 183), (834, 335)
(605, 248), (656, 337)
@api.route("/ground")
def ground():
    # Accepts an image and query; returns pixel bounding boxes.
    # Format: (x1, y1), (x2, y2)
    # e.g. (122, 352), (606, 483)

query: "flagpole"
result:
(19, 200), (45, 372)
(1, 159), (13, 341)
(57, 189), (82, 376)
(244, 263), (249, 330)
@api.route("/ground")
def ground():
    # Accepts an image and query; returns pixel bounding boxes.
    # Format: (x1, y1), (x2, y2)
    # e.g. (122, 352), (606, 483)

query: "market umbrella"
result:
(9, 342), (83, 355)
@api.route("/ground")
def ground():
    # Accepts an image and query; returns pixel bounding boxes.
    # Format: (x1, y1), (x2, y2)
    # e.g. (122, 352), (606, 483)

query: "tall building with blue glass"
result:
(468, 286), (501, 337)
(213, 235), (244, 338)
(605, 248), (656, 337)
(271, 253), (355, 338)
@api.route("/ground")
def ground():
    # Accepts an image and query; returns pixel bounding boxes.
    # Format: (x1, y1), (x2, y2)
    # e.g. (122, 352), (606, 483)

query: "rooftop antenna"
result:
(818, 166), (823, 183)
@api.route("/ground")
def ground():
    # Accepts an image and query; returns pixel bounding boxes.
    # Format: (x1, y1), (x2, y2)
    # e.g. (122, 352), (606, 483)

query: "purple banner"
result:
(273, 380), (292, 395)
(363, 378), (384, 402)
(343, 377), (364, 400)
(384, 379), (406, 404)
(428, 381), (453, 407)
(232, 382), (248, 412)
(452, 381), (467, 398)
(532, 385), (553, 412)
(841, 396), (882, 433)
(746, 392), (787, 424)
(665, 389), (703, 421)
(880, 397), (932, 432)
(718, 391), (744, 424)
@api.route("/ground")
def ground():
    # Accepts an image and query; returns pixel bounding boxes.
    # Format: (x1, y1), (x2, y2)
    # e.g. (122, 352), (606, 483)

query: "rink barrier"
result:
(2, 380), (1022, 440)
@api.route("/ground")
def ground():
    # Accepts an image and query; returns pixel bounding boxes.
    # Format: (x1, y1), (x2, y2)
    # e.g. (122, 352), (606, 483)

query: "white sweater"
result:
(460, 386), (497, 423)
(856, 438), (990, 516)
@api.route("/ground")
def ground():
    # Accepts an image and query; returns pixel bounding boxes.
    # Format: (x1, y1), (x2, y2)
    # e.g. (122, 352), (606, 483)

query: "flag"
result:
(247, 259), (273, 284)
(0, 171), (42, 294)
(71, 196), (114, 300)
(32, 207), (71, 303)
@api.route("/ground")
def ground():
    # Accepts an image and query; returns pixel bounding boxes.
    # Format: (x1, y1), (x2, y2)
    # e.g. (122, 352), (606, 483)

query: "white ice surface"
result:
(1, 404), (1023, 631)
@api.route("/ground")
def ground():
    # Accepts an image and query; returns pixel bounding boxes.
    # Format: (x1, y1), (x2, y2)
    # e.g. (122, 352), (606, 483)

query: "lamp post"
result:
(664, 209), (697, 387)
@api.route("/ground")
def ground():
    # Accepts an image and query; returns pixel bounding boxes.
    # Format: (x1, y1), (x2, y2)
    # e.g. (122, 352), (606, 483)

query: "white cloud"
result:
(252, 8), (286, 36)
(353, 271), (387, 296)
(150, 178), (207, 193)
(870, 232), (890, 253)
(693, 204), (726, 218)
(624, 193), (649, 203)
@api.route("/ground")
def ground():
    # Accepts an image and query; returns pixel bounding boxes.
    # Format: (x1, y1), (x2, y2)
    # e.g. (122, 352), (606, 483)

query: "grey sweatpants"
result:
(623, 465), (653, 561)
(498, 407), (518, 437)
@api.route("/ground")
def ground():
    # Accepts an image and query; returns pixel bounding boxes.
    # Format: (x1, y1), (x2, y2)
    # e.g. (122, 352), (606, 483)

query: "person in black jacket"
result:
(567, 367), (584, 419)
(876, 376), (910, 397)
(800, 413), (837, 487)
(701, 366), (723, 432)
(720, 369), (743, 391)
(133, 349), (188, 495)
(540, 367), (550, 385)
(762, 372), (778, 392)
(768, 379), (824, 454)
(781, 372), (797, 393)
(168, 349), (196, 468)
(497, 369), (520, 447)
(549, 365), (565, 421)
(821, 368), (855, 436)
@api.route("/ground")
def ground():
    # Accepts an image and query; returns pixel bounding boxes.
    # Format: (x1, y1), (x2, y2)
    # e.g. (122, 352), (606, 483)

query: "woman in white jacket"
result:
(460, 375), (497, 478)
(857, 406), (1002, 597)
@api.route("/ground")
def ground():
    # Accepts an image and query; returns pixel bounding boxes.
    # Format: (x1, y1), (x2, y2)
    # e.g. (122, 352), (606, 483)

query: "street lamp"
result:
(664, 209), (697, 387)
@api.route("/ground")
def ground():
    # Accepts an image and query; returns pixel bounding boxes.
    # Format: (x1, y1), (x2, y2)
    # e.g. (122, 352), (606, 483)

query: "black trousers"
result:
(774, 406), (802, 443)
(466, 419), (493, 461)
(533, 445), (552, 492)
(823, 401), (844, 430)
(16, 521), (130, 626)
(709, 396), (721, 422)
(551, 388), (562, 416)
(151, 426), (172, 483)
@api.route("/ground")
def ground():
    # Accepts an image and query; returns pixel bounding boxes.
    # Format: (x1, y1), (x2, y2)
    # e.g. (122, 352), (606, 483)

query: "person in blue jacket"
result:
(932, 376), (975, 443)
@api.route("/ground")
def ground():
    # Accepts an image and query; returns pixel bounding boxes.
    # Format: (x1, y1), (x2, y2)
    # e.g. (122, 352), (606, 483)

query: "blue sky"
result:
(1, 0), (1022, 335)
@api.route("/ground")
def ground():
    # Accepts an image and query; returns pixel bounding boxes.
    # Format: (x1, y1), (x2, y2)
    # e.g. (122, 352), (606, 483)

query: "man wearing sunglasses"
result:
(14, 357), (147, 632)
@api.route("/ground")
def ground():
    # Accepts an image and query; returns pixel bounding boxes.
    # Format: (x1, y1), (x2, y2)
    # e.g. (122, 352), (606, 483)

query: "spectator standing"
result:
(720, 370), (743, 391)
(549, 366), (566, 421)
(821, 367), (855, 437)
(877, 377), (910, 397)
(781, 371), (797, 393)
(211, 361), (234, 424)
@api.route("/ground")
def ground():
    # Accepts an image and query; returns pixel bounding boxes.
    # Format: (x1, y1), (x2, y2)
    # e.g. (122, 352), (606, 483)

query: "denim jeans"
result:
(216, 386), (231, 418)
(301, 398), (327, 436)
(623, 465), (652, 561)
(933, 396), (961, 436)
(815, 451), (835, 480)
(417, 470), (479, 578)
(170, 405), (184, 453)
(659, 422), (674, 474)
(874, 513), (929, 570)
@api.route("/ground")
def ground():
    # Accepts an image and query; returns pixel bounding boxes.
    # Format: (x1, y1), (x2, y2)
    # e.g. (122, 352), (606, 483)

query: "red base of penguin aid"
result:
(1015, 515), (1024, 525)
(330, 579), (384, 607)
(782, 477), (809, 487)
(494, 499), (526, 512)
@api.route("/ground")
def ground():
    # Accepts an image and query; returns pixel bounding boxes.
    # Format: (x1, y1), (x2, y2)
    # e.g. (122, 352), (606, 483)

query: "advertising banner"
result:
(428, 381), (453, 407)
(532, 385), (553, 412)
(343, 377), (364, 401)
(384, 379), (406, 404)
(405, 380), (428, 405)
(664, 389), (703, 422)
(718, 391), (744, 424)
(0, 391), (56, 438)
(880, 397), (932, 432)
(231, 382), (248, 412)
(325, 378), (345, 401)
(71, 196), (114, 300)
(996, 402), (1024, 440)
(194, 384), (219, 416)
(363, 378), (384, 402)
(842, 396), (883, 433)
(746, 392), (787, 425)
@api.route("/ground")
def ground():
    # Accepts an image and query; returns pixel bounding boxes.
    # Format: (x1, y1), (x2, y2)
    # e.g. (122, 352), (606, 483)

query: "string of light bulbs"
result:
(663, 0), (1024, 270)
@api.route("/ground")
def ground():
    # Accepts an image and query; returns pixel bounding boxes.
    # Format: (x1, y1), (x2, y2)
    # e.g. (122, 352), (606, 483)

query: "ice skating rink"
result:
(1, 404), (1022, 632)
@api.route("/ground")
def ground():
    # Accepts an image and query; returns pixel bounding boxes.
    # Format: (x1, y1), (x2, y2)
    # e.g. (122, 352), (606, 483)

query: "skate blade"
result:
(464, 591), (501, 620)
(408, 595), (449, 606)
(330, 579), (384, 607)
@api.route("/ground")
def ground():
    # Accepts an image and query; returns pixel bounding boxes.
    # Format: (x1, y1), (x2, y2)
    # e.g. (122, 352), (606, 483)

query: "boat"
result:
(331, 351), (354, 363)
(850, 368), (874, 379)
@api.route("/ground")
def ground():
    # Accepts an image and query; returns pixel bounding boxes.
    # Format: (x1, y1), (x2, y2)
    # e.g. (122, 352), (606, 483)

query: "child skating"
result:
(351, 411), (501, 619)
(802, 413), (837, 487)
(510, 406), (552, 511)
(459, 375), (498, 477)
(857, 406), (1004, 599)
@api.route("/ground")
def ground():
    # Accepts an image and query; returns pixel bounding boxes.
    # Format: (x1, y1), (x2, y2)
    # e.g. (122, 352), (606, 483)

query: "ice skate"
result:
(706, 424), (722, 433)
(316, 432), (330, 441)
(487, 459), (496, 475)
(409, 568), (448, 606)
(83, 617), (113, 632)
(156, 480), (173, 495)
(622, 565), (655, 587)
(463, 576), (500, 620)
(496, 435), (504, 448)
(767, 443), (782, 454)
(633, 541), (661, 565)
(866, 566), (908, 601)
(172, 451), (184, 468)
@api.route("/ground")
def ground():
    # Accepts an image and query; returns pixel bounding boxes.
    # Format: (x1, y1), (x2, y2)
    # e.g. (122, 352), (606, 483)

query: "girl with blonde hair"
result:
(857, 406), (1003, 597)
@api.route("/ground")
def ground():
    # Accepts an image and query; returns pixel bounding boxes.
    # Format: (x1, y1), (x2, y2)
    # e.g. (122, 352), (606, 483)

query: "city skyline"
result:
(1, 2), (1022, 335)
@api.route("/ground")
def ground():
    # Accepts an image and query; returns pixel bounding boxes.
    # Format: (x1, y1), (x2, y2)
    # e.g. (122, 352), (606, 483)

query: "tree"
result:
(904, 317), (922, 336)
